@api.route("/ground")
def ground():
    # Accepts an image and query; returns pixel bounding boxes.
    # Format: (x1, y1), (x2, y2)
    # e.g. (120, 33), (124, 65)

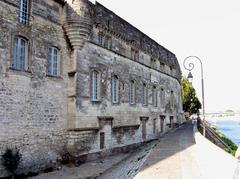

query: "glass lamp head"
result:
(187, 71), (193, 83)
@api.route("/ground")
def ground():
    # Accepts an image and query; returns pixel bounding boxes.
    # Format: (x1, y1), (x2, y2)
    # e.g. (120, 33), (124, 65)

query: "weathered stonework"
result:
(0, 0), (183, 177)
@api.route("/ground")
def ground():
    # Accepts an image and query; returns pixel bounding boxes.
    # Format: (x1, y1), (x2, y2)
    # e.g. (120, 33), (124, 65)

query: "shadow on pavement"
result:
(135, 121), (196, 178)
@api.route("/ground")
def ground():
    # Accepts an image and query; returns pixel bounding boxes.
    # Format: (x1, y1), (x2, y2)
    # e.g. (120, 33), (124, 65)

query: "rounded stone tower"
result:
(63, 0), (94, 160)
(64, 0), (93, 49)
(63, 0), (93, 134)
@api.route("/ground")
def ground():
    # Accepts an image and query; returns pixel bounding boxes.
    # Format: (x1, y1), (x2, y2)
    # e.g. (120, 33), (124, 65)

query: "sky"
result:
(89, 0), (240, 113)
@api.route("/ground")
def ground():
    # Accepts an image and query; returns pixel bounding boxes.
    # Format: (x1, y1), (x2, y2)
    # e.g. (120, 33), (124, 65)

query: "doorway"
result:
(140, 117), (148, 141)
(170, 116), (174, 128)
(160, 115), (165, 133)
(100, 132), (105, 149)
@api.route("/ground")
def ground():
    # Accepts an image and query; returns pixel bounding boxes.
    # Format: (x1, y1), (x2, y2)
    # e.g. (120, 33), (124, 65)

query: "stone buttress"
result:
(63, 0), (93, 160)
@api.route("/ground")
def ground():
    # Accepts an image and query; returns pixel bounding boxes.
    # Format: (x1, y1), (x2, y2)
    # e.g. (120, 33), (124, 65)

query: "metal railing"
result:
(198, 119), (231, 150)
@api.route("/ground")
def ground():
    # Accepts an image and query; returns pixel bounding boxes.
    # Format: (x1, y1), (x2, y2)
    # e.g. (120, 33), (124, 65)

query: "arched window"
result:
(48, 47), (58, 76)
(19, 0), (29, 24)
(12, 36), (28, 71)
(129, 80), (136, 104)
(142, 83), (148, 106)
(91, 70), (100, 101)
(152, 86), (157, 107)
(112, 75), (119, 104)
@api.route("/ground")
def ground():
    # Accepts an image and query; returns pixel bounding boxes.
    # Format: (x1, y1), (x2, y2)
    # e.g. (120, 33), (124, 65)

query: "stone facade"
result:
(0, 0), (183, 176)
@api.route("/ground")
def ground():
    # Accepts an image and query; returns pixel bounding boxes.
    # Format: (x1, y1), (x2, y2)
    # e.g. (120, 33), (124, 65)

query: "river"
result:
(207, 118), (240, 146)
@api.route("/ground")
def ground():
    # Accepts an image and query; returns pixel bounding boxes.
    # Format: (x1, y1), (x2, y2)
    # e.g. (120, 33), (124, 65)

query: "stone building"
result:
(0, 0), (183, 176)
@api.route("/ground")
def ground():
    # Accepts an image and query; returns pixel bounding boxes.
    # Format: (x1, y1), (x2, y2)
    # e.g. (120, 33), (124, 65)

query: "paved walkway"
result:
(31, 121), (239, 179)
(134, 122), (203, 179)
(134, 122), (238, 179)
(193, 124), (238, 179)
(98, 141), (157, 179)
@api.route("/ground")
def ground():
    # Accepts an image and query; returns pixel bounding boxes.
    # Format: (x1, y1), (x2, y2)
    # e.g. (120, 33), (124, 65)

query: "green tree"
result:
(181, 77), (202, 116)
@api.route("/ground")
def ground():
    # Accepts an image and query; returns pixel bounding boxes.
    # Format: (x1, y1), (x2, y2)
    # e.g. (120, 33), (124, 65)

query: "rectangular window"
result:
(130, 80), (135, 104)
(151, 58), (156, 68)
(19, 0), (29, 24)
(171, 90), (174, 108)
(152, 86), (157, 107)
(160, 62), (165, 71)
(112, 75), (119, 104)
(12, 36), (27, 71)
(91, 70), (99, 101)
(98, 32), (111, 49)
(142, 83), (148, 106)
(131, 48), (139, 61)
(98, 33), (103, 46)
(170, 66), (173, 74)
(160, 88), (165, 108)
(104, 36), (111, 49)
(48, 47), (58, 76)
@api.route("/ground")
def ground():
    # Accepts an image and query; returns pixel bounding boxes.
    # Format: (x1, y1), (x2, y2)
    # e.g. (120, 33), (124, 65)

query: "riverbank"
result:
(207, 118), (240, 146)
(211, 126), (238, 155)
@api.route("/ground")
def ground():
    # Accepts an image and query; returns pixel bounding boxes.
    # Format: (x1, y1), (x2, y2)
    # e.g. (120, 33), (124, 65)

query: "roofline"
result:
(95, 1), (176, 56)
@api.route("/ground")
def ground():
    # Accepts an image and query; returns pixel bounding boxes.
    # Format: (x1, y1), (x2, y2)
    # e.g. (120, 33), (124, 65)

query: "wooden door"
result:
(142, 119), (147, 141)
(160, 116), (165, 133)
(100, 132), (105, 149)
(170, 116), (174, 128)
(153, 119), (156, 136)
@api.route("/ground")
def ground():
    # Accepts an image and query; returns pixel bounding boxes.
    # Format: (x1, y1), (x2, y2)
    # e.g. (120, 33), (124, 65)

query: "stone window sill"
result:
(8, 67), (31, 77)
(46, 74), (63, 80)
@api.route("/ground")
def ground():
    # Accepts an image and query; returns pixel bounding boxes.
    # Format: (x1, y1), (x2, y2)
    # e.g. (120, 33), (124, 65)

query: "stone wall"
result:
(67, 38), (182, 157)
(93, 2), (181, 80)
(0, 0), (183, 177)
(0, 0), (69, 176)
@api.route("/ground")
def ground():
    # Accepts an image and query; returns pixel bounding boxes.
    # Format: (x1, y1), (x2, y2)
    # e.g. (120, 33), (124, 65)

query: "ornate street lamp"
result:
(183, 56), (206, 136)
(187, 71), (193, 83)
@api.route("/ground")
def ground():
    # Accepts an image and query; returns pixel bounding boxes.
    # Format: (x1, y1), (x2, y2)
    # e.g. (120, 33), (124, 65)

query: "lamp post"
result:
(183, 56), (206, 136)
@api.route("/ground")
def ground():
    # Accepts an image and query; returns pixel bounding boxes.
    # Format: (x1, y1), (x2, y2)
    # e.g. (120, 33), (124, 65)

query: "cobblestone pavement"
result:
(30, 153), (130, 179)
(99, 122), (203, 179)
(98, 141), (158, 179)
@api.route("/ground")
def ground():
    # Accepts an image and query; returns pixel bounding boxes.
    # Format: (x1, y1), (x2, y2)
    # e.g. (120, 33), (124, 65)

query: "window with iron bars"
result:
(48, 47), (58, 76)
(98, 32), (111, 49)
(112, 75), (119, 104)
(142, 83), (148, 106)
(152, 86), (158, 107)
(91, 70), (100, 101)
(19, 0), (29, 25)
(129, 80), (136, 104)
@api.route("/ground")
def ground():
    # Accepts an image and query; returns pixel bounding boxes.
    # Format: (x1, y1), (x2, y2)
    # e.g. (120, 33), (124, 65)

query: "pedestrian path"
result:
(193, 124), (238, 179)
(134, 121), (238, 179)
(31, 121), (239, 179)
(134, 122), (203, 179)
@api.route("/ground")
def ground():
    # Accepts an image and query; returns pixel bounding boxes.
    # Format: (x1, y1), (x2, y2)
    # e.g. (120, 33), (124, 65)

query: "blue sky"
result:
(90, 0), (240, 113)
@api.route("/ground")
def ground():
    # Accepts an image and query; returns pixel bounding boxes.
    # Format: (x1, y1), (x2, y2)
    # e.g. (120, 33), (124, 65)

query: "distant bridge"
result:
(205, 112), (240, 118)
